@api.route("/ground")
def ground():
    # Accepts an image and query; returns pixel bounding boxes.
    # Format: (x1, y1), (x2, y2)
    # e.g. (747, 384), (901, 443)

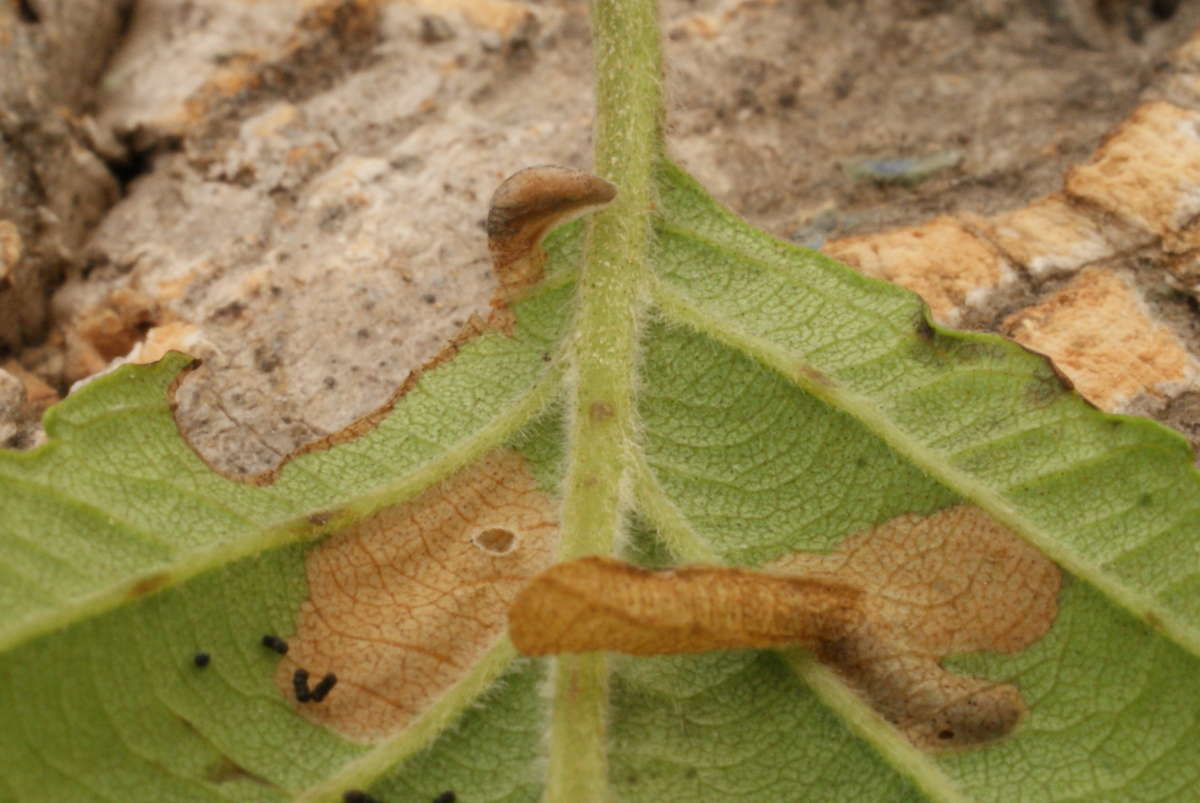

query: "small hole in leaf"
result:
(473, 527), (516, 554)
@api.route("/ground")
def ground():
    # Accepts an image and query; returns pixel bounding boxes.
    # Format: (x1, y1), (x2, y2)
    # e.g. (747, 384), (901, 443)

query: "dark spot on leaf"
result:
(423, 294), (437, 304)
(798, 365), (831, 386)
(914, 317), (934, 341)
(938, 729), (954, 740)
(432, 792), (456, 803)
(904, 338), (949, 371)
(308, 510), (334, 526)
(208, 760), (275, 788)
(1139, 493), (1153, 507)
(193, 652), (210, 668)
(1025, 373), (1064, 408)
(589, 401), (614, 422)
(951, 342), (1007, 364)
(342, 792), (380, 803)
(128, 572), (170, 599)
(356, 328), (370, 339)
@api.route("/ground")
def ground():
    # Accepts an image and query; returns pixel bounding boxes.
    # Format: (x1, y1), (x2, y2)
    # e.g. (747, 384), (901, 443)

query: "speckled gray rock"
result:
(0, 0), (129, 349)
(0, 368), (40, 450)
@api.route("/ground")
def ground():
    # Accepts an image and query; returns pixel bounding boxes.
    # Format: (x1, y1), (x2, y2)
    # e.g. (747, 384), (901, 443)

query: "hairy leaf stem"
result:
(548, 0), (664, 800)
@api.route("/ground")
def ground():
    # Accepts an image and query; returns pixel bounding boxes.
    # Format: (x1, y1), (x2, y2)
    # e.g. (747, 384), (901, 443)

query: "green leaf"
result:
(4, 3), (1200, 802)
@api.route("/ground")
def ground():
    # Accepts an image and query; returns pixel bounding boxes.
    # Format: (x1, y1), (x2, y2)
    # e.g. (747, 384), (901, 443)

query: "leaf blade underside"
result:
(3, 156), (1200, 803)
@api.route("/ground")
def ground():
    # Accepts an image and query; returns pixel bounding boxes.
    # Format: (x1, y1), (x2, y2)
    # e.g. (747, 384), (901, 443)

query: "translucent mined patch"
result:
(774, 504), (1060, 750)
(277, 449), (559, 742)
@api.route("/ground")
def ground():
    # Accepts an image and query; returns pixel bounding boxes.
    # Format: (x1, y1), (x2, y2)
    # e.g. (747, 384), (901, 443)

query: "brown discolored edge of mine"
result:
(126, 570), (173, 600)
(166, 357), (205, 409)
(797, 364), (832, 388)
(166, 312), (512, 487)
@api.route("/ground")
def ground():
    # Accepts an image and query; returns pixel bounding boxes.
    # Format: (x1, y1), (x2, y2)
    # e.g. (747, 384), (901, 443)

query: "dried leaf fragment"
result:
(487, 165), (616, 302)
(509, 505), (1060, 751)
(508, 556), (863, 655)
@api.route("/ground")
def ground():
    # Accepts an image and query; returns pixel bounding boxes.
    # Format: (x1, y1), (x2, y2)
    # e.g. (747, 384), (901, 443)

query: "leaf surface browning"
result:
(280, 449), (557, 743)
(778, 505), (1059, 750)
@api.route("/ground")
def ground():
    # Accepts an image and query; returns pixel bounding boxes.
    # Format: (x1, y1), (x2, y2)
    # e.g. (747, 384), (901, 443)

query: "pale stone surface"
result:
(0, 365), (45, 450)
(973, 193), (1149, 279)
(1001, 267), (1198, 410)
(823, 217), (1016, 326)
(0, 360), (56, 412)
(1145, 38), (1200, 110)
(1066, 101), (1200, 254)
(97, 0), (306, 142)
(0, 369), (25, 448)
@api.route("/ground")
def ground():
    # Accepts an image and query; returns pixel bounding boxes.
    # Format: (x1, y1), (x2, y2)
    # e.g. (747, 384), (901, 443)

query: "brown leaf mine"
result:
(486, 166), (616, 303)
(277, 449), (558, 742)
(778, 504), (1060, 749)
(508, 505), (1059, 751)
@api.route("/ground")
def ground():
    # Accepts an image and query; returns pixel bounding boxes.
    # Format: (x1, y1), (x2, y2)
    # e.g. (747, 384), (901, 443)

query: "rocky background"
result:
(3, 0), (1200, 472)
